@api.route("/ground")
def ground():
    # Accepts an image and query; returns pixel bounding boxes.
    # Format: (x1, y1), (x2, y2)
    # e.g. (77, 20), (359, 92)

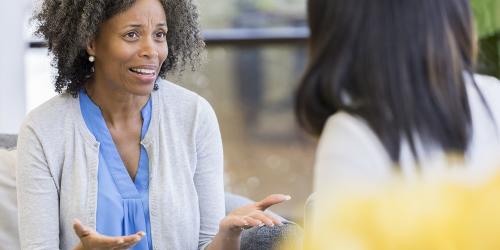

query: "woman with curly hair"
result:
(16, 0), (288, 249)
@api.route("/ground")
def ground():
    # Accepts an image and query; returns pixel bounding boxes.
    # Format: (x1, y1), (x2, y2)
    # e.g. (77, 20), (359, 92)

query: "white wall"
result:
(0, 1), (31, 134)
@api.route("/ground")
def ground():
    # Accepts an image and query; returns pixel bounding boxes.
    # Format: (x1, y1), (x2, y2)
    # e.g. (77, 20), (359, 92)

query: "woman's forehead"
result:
(108, 0), (167, 26)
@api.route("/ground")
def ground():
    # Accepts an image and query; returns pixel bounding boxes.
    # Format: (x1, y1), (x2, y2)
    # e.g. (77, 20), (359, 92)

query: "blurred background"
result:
(0, 0), (498, 223)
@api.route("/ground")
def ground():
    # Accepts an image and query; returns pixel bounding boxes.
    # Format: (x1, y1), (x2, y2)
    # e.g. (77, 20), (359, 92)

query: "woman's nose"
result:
(139, 38), (159, 58)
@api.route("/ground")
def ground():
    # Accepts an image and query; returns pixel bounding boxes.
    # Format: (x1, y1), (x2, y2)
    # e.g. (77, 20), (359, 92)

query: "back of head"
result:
(296, 0), (477, 162)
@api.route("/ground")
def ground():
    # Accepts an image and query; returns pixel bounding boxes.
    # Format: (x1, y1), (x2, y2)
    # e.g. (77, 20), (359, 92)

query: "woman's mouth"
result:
(129, 67), (156, 76)
(129, 67), (157, 83)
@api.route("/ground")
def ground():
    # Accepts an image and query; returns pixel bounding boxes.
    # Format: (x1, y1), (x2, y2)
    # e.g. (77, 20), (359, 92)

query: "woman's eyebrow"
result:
(121, 22), (167, 29)
(122, 24), (142, 29)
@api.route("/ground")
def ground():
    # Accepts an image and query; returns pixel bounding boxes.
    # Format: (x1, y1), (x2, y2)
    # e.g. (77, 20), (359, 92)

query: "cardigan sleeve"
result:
(193, 97), (225, 250)
(16, 120), (61, 250)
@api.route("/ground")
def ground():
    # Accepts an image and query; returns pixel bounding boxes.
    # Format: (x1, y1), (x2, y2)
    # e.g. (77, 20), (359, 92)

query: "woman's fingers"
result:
(269, 214), (285, 226)
(246, 211), (274, 227)
(120, 231), (145, 243)
(97, 232), (144, 248)
(219, 195), (291, 234)
(220, 215), (249, 233)
(112, 234), (143, 250)
(260, 212), (284, 226)
(247, 210), (284, 227)
(95, 235), (126, 248)
(255, 194), (291, 211)
(112, 234), (143, 249)
(221, 212), (287, 235)
(73, 218), (145, 250)
(73, 219), (92, 238)
(242, 216), (262, 228)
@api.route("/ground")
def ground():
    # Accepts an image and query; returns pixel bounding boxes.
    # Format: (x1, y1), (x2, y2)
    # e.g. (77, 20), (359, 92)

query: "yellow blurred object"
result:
(281, 172), (500, 250)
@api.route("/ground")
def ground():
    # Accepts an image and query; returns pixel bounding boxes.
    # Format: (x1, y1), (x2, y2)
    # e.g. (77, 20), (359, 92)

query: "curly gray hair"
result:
(33, 0), (205, 97)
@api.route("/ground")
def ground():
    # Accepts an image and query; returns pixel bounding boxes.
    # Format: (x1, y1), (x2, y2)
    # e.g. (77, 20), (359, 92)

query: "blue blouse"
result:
(80, 90), (152, 250)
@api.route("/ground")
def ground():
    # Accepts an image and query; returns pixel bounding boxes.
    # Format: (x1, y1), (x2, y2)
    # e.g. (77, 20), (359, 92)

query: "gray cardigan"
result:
(16, 80), (225, 250)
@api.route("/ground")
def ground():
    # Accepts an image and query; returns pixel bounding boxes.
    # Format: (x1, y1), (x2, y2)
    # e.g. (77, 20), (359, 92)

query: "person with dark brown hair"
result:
(296, 0), (500, 191)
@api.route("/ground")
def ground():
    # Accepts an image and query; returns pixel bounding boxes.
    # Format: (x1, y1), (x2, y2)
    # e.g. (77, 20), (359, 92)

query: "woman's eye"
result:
(124, 32), (139, 40)
(155, 31), (167, 40)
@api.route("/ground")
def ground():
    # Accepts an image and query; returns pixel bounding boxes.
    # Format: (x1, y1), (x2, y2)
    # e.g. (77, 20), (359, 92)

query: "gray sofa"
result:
(0, 134), (303, 250)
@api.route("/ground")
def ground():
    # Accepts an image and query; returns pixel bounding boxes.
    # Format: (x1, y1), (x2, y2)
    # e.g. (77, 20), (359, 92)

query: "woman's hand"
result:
(72, 219), (145, 250)
(219, 194), (291, 236)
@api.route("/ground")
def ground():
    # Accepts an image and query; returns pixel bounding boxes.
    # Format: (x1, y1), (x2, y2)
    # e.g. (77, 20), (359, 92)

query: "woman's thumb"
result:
(255, 194), (291, 210)
(73, 219), (90, 238)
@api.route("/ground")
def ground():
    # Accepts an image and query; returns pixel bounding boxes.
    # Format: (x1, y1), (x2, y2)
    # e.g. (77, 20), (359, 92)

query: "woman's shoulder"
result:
(471, 74), (500, 103)
(318, 111), (390, 165)
(321, 111), (377, 142)
(18, 93), (77, 153)
(21, 93), (76, 130)
(473, 74), (500, 90)
(156, 79), (201, 103)
(155, 79), (217, 124)
(314, 111), (393, 192)
(470, 74), (500, 122)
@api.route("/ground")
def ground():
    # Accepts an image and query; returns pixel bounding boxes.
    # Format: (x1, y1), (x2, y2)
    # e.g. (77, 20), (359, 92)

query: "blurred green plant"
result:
(471, 0), (500, 77)
(472, 0), (500, 37)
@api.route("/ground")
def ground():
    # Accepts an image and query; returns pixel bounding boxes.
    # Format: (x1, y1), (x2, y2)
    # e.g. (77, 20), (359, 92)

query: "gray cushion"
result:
(0, 134), (17, 149)
(0, 148), (20, 249)
(241, 221), (303, 250)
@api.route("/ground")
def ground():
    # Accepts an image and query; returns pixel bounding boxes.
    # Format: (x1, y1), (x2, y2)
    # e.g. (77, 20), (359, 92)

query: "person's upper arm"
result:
(16, 122), (60, 250)
(313, 112), (393, 194)
(193, 97), (225, 250)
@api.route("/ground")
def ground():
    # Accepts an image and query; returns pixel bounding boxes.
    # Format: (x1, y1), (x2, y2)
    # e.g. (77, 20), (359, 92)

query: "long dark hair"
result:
(296, 0), (480, 162)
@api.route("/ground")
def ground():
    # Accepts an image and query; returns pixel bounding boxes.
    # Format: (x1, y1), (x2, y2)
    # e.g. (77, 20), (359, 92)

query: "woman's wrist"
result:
(217, 225), (244, 239)
(72, 242), (84, 250)
(206, 228), (242, 250)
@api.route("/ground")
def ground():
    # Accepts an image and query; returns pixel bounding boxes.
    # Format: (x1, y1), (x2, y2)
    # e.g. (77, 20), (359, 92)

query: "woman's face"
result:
(87, 0), (168, 96)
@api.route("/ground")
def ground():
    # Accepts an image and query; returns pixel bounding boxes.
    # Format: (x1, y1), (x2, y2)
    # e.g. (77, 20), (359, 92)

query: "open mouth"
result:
(129, 67), (156, 76)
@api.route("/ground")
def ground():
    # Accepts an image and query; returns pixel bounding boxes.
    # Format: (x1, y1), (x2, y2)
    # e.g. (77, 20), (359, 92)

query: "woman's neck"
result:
(84, 80), (149, 127)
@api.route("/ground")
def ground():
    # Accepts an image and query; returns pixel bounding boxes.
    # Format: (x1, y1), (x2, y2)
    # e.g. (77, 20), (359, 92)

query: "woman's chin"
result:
(126, 83), (155, 97)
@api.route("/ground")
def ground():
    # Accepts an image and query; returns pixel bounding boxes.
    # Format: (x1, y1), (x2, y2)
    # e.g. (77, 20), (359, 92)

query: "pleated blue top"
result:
(79, 90), (152, 250)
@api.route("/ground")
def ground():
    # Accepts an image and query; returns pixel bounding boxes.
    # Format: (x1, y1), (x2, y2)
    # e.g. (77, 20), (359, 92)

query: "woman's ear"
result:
(86, 39), (96, 57)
